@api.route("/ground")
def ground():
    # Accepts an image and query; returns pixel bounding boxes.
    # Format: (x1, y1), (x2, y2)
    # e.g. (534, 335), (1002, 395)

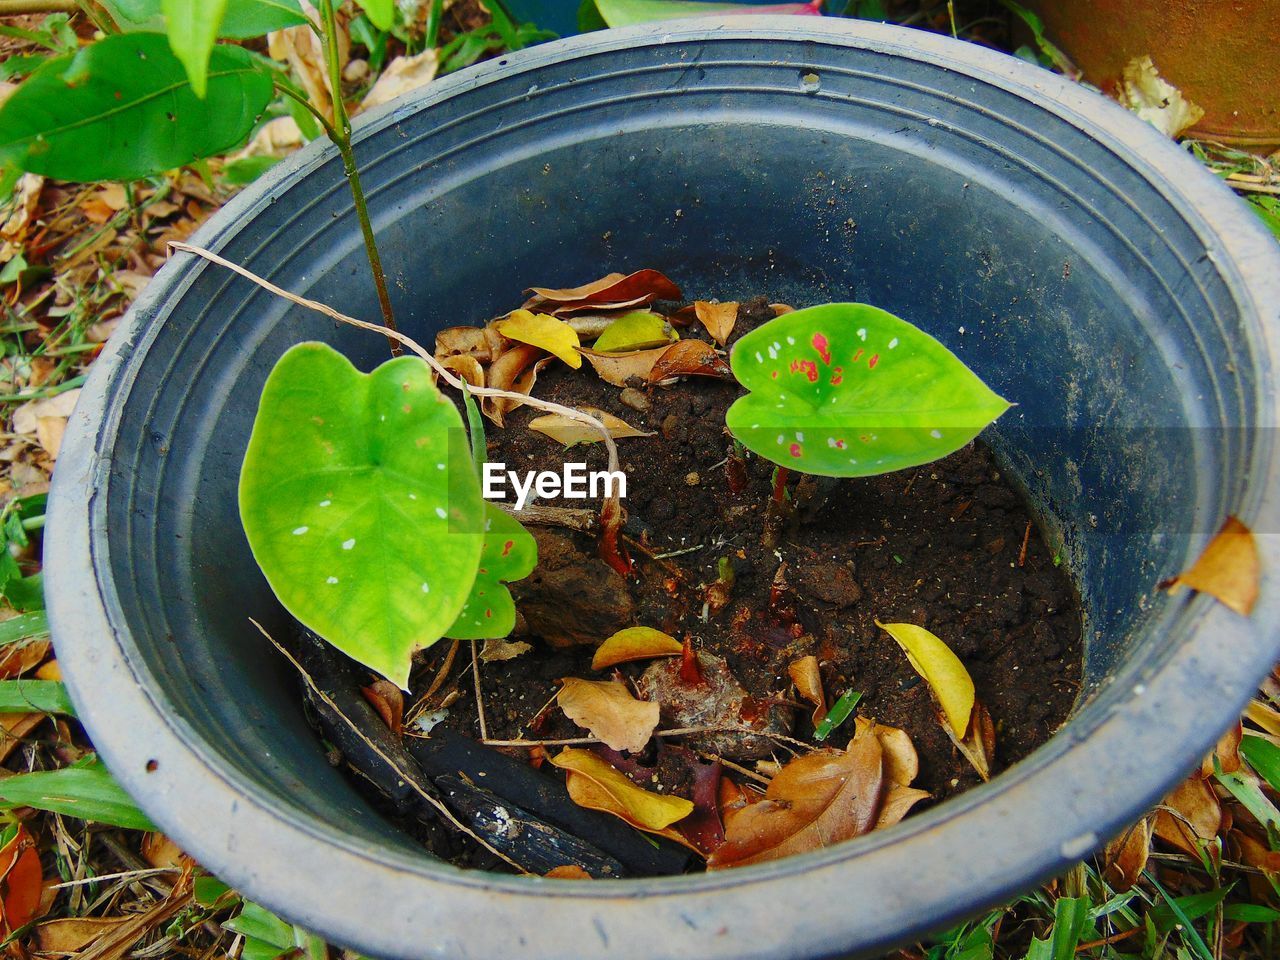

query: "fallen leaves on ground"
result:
(524, 269), (681, 315)
(788, 656), (827, 726)
(1154, 774), (1222, 857)
(591, 310), (678, 353)
(876, 620), (974, 737)
(1119, 54), (1205, 139)
(592, 627), (684, 669)
(496, 310), (582, 368)
(543, 865), (592, 879)
(1102, 815), (1153, 891)
(551, 748), (693, 833)
(480, 638), (532, 663)
(0, 825), (43, 937)
(693, 300), (738, 345)
(361, 49), (440, 112)
(556, 678), (659, 753)
(647, 339), (732, 382)
(482, 345), (548, 426)
(361, 680), (404, 736)
(578, 344), (671, 386)
(529, 409), (653, 446)
(1164, 516), (1259, 616)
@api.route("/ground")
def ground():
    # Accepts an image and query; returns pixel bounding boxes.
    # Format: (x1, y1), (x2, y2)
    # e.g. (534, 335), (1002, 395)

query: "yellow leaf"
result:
(592, 310), (678, 353)
(1167, 516), (1259, 616)
(876, 620), (974, 738)
(556, 678), (659, 753)
(528, 408), (653, 446)
(551, 748), (693, 830)
(496, 309), (582, 368)
(592, 627), (684, 669)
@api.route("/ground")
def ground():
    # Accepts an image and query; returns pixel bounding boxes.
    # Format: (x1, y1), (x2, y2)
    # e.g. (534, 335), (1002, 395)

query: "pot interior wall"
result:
(99, 37), (1256, 861)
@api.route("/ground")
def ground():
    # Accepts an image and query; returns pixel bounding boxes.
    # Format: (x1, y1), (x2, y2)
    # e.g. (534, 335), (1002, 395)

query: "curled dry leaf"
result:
(579, 345), (670, 387)
(1201, 721), (1243, 778)
(707, 733), (885, 870)
(876, 620), (974, 738)
(360, 49), (439, 112)
(35, 917), (133, 953)
(1119, 55), (1205, 139)
(694, 301), (739, 346)
(1102, 816), (1153, 892)
(551, 747), (693, 831)
(529, 409), (654, 447)
(592, 311), (678, 353)
(361, 679), (404, 736)
(484, 346), (551, 426)
(0, 825), (42, 938)
(853, 717), (919, 787)
(718, 777), (763, 832)
(480, 638), (533, 663)
(951, 700), (996, 782)
(497, 310), (582, 368)
(525, 269), (682, 313)
(556, 678), (660, 753)
(788, 655), (827, 726)
(770, 303), (795, 316)
(1245, 699), (1280, 738)
(441, 354), (484, 390)
(875, 783), (930, 831)
(0, 639), (49, 679)
(1165, 516), (1259, 616)
(435, 325), (503, 362)
(1153, 774), (1222, 857)
(648, 339), (732, 382)
(543, 865), (593, 880)
(592, 626), (684, 670)
(268, 6), (344, 124)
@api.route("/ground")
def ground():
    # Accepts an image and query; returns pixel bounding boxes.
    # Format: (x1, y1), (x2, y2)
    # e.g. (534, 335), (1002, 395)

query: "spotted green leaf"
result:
(726, 303), (1010, 477)
(445, 502), (537, 640)
(239, 343), (485, 688)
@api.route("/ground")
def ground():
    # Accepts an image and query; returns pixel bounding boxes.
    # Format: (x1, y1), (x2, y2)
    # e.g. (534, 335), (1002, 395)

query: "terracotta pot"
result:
(1026, 0), (1280, 151)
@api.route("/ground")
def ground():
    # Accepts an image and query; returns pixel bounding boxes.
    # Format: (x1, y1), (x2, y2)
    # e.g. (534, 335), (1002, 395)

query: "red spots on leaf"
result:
(833, 438), (847, 449)
(852, 348), (864, 363)
(868, 354), (880, 369)
(501, 539), (514, 557)
(478, 567), (488, 575)
(790, 358), (819, 383)
(789, 443), (803, 458)
(830, 366), (843, 386)
(771, 370), (778, 379)
(860, 435), (870, 443)
(485, 609), (493, 618)
(812, 332), (832, 365)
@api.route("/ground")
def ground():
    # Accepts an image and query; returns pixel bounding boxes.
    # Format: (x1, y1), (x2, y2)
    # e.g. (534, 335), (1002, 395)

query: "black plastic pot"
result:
(47, 17), (1280, 960)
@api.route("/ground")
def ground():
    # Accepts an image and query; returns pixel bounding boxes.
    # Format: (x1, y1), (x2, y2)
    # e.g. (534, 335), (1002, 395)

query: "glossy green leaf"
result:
(100, 0), (308, 35)
(0, 34), (273, 184)
(592, 310), (678, 353)
(445, 502), (537, 640)
(353, 0), (394, 30)
(1241, 734), (1280, 792)
(0, 680), (75, 716)
(0, 611), (48, 646)
(164, 0), (229, 97)
(726, 303), (1010, 477)
(239, 343), (485, 687)
(591, 0), (821, 27)
(0, 761), (155, 831)
(226, 902), (294, 949)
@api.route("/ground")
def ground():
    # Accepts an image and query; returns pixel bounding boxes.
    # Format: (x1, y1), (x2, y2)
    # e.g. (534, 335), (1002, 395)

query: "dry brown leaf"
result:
(770, 303), (795, 316)
(0, 174), (44, 263)
(543, 865), (593, 880)
(529, 409), (653, 447)
(693, 301), (738, 345)
(1166, 516), (1259, 616)
(1246, 699), (1280, 738)
(435, 325), (502, 361)
(1154, 774), (1222, 856)
(1119, 55), (1205, 138)
(0, 639), (50, 679)
(12, 389), (80, 436)
(480, 638), (532, 663)
(874, 783), (930, 831)
(491, 355), (552, 426)
(35, 916), (132, 953)
(648, 339), (732, 382)
(951, 700), (996, 781)
(853, 718), (919, 787)
(268, 4), (344, 124)
(788, 656), (827, 726)
(579, 345), (670, 386)
(140, 833), (186, 869)
(525, 269), (681, 313)
(231, 116), (303, 161)
(1102, 816), (1153, 892)
(34, 660), (60, 681)
(592, 627), (684, 670)
(360, 49), (439, 112)
(1201, 721), (1243, 778)
(707, 734), (884, 870)
(0, 825), (42, 938)
(441, 354), (484, 391)
(482, 343), (542, 426)
(0, 713), (44, 764)
(361, 679), (404, 736)
(1235, 829), (1280, 874)
(556, 678), (658, 753)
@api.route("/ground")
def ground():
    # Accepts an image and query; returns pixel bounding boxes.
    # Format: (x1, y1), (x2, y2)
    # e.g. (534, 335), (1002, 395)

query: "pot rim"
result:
(46, 16), (1280, 960)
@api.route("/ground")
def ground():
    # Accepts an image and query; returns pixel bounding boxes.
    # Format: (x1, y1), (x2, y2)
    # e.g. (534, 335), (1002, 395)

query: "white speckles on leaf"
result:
(293, 526), (309, 535)
(857, 328), (867, 340)
(319, 500), (331, 507)
(342, 538), (356, 550)
(795, 432), (804, 442)
(435, 507), (447, 519)
(437, 463), (446, 470)
(888, 337), (899, 349)
(421, 582), (430, 593)
(930, 429), (943, 439)
(755, 351), (764, 363)
(326, 576), (339, 585)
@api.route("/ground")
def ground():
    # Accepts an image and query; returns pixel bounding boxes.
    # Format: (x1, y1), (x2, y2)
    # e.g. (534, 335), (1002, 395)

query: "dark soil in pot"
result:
(297, 286), (1082, 872)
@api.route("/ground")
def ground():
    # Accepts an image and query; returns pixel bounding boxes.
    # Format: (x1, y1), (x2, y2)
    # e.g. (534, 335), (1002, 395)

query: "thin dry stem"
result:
(482, 725), (815, 752)
(469, 638), (489, 742)
(168, 242), (623, 514)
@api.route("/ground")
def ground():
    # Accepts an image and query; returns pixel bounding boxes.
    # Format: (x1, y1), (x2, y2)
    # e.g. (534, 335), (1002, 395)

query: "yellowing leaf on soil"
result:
(497, 310), (582, 368)
(592, 627), (684, 669)
(592, 310), (678, 353)
(1166, 516), (1259, 616)
(556, 678), (660, 753)
(788, 656), (827, 725)
(529, 408), (653, 447)
(551, 747), (693, 830)
(876, 620), (974, 738)
(694, 300), (739, 345)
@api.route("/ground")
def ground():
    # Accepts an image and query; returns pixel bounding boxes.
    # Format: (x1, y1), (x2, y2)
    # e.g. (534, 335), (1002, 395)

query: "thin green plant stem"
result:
(425, 0), (444, 49)
(316, 0), (400, 356)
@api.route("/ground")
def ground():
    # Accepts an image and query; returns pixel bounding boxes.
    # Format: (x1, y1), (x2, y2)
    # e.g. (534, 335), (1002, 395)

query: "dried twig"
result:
(483, 724), (814, 752)
(469, 638), (489, 742)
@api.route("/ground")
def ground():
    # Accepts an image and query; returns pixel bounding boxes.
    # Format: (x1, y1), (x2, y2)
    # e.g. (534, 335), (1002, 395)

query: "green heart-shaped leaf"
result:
(445, 502), (538, 640)
(240, 342), (485, 687)
(726, 303), (1010, 477)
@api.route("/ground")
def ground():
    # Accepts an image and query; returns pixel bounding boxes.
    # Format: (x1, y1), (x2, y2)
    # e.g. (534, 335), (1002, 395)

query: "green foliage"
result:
(1023, 896), (1091, 960)
(445, 503), (537, 640)
(100, 0), (308, 35)
(0, 34), (273, 184)
(726, 303), (1010, 477)
(238, 343), (486, 688)
(352, 0), (395, 31)
(1240, 734), (1280, 791)
(0, 13), (77, 53)
(1249, 195), (1280, 241)
(585, 0), (819, 27)
(0, 759), (156, 831)
(0, 680), (75, 716)
(0, 492), (45, 612)
(438, 5), (556, 75)
(164, 0), (230, 97)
